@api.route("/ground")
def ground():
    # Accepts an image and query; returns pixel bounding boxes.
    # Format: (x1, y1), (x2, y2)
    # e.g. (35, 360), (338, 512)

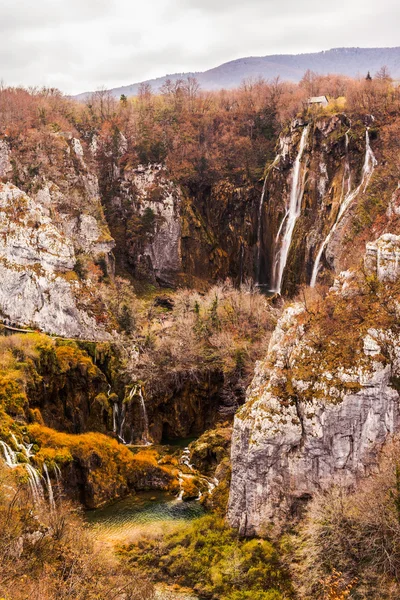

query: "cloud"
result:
(0, 0), (399, 94)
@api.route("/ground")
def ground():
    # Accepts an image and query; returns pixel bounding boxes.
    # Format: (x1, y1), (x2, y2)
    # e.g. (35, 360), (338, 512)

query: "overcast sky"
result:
(1, 0), (399, 95)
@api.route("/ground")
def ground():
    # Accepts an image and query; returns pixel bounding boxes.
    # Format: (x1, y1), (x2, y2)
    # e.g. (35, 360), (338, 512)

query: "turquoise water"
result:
(85, 490), (204, 542)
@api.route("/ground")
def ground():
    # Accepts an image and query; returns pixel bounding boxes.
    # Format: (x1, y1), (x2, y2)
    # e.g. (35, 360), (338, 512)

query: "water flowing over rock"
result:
(257, 114), (381, 294)
(0, 438), (55, 507)
(310, 129), (377, 287)
(271, 125), (309, 293)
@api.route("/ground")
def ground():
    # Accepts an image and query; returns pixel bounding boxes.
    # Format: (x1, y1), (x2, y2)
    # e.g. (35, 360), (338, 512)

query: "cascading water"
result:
(176, 446), (219, 502)
(270, 125), (310, 293)
(1, 437), (59, 507)
(137, 387), (150, 445)
(119, 403), (127, 444)
(256, 175), (269, 283)
(256, 151), (282, 284)
(310, 129), (377, 287)
(54, 463), (62, 486)
(43, 463), (55, 510)
(25, 464), (44, 504)
(0, 440), (19, 467)
(112, 403), (119, 435)
(181, 447), (194, 471)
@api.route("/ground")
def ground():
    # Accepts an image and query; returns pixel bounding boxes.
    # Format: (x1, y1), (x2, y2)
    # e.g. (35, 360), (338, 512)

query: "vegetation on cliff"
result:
(0, 69), (400, 600)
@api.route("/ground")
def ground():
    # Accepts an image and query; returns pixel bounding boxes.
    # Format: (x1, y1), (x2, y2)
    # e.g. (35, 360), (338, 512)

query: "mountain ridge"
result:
(74, 46), (400, 100)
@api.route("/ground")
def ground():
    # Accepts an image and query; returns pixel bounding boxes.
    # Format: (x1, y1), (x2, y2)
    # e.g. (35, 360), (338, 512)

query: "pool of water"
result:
(160, 436), (197, 448)
(85, 490), (204, 544)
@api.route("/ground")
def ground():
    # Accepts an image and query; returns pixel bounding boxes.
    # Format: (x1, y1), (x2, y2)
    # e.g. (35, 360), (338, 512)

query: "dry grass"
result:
(0, 463), (154, 600)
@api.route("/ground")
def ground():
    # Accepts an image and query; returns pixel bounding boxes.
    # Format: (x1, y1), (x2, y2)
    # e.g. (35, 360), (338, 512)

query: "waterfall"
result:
(112, 403), (119, 435)
(256, 151), (282, 283)
(119, 403), (127, 444)
(177, 475), (185, 501)
(43, 463), (55, 510)
(256, 175), (269, 283)
(310, 129), (377, 287)
(11, 433), (34, 460)
(0, 440), (19, 467)
(270, 125), (310, 293)
(137, 387), (150, 445)
(181, 447), (194, 471)
(54, 464), (62, 486)
(25, 464), (44, 504)
(1, 437), (59, 507)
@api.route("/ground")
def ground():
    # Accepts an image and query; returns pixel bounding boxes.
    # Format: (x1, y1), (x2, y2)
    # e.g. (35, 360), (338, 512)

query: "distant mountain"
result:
(74, 46), (400, 100)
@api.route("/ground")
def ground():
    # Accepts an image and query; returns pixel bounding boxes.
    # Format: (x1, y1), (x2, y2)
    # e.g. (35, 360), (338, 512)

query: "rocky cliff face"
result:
(0, 131), (116, 339)
(228, 236), (400, 535)
(0, 182), (113, 339)
(97, 141), (261, 286)
(258, 114), (383, 294)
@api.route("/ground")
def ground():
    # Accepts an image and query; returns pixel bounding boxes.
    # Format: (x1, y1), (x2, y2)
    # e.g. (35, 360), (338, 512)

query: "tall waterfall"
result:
(256, 151), (283, 283)
(310, 129), (377, 287)
(270, 125), (309, 293)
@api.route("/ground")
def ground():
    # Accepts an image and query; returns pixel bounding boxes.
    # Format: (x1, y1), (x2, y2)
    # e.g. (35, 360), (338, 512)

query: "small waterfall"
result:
(270, 125), (310, 293)
(0, 440), (19, 468)
(137, 387), (150, 445)
(119, 403), (127, 444)
(1, 437), (60, 507)
(11, 433), (34, 460)
(176, 445), (219, 501)
(53, 464), (62, 486)
(25, 464), (44, 504)
(342, 131), (352, 199)
(112, 403), (119, 435)
(256, 175), (269, 283)
(43, 463), (55, 510)
(310, 129), (377, 287)
(180, 447), (194, 471)
(177, 474), (185, 501)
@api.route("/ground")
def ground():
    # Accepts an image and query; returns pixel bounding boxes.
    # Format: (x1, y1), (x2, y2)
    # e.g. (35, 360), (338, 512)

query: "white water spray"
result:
(25, 463), (44, 504)
(43, 463), (55, 510)
(137, 387), (150, 445)
(310, 129), (377, 287)
(1, 437), (60, 507)
(270, 126), (309, 293)
(180, 447), (194, 471)
(53, 464), (62, 486)
(112, 403), (119, 435)
(256, 152), (282, 283)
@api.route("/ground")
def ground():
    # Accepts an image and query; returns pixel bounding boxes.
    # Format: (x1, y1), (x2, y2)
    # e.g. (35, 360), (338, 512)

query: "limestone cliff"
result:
(228, 235), (400, 535)
(257, 114), (393, 294)
(0, 183), (112, 339)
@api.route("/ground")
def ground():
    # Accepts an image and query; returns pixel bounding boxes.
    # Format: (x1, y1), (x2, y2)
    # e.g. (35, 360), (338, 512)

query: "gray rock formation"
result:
(0, 140), (11, 178)
(120, 163), (182, 284)
(0, 183), (112, 339)
(227, 253), (400, 535)
(365, 234), (400, 282)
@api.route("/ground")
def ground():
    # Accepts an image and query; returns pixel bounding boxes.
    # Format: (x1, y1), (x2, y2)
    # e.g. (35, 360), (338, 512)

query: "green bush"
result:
(121, 515), (292, 598)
